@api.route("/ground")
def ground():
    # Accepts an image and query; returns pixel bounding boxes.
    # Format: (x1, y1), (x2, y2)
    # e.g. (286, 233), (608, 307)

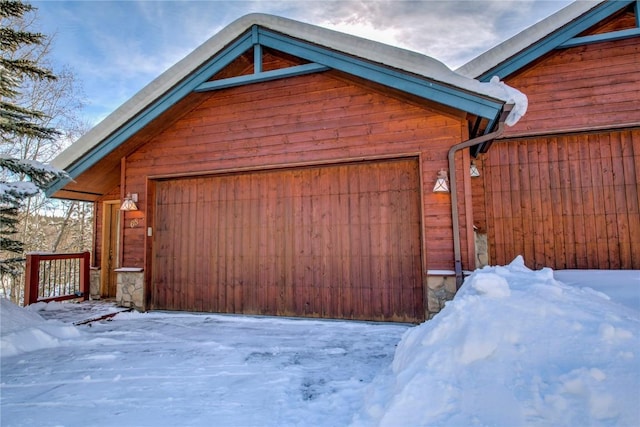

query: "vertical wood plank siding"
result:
(152, 159), (423, 322)
(482, 129), (640, 269)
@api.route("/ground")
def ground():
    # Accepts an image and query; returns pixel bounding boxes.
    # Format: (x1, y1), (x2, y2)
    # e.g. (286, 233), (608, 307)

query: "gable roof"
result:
(457, 0), (639, 80)
(48, 13), (525, 200)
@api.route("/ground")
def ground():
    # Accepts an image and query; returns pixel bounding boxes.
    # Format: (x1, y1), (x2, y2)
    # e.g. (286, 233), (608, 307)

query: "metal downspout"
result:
(448, 105), (514, 290)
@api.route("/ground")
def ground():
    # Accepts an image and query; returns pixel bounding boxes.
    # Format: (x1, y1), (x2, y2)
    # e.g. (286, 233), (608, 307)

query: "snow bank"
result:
(554, 270), (640, 312)
(0, 298), (82, 358)
(354, 257), (640, 426)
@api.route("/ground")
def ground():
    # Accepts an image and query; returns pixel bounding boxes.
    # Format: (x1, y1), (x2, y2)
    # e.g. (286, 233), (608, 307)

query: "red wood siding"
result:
(503, 36), (640, 136)
(481, 129), (640, 270)
(470, 157), (487, 234)
(122, 71), (472, 274)
(475, 15), (640, 271)
(152, 159), (424, 322)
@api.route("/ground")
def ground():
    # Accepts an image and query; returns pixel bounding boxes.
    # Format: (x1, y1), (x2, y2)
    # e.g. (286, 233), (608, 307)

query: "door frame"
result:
(100, 200), (121, 298)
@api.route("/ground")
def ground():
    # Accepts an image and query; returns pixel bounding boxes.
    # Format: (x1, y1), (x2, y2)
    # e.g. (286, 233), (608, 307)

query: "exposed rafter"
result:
(194, 63), (330, 92)
(559, 1), (639, 48)
(559, 27), (640, 47)
(193, 26), (504, 119)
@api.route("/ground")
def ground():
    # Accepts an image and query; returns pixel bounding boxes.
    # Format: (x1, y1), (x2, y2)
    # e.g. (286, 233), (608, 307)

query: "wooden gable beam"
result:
(558, 27), (640, 48)
(559, 1), (640, 48)
(257, 28), (503, 120)
(194, 63), (330, 92)
(194, 25), (331, 92)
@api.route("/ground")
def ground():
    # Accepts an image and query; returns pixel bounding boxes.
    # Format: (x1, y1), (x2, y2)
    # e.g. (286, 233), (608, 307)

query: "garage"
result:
(151, 158), (424, 322)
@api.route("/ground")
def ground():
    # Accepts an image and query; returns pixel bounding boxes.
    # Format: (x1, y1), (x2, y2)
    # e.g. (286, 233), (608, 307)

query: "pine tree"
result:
(1, 0), (66, 278)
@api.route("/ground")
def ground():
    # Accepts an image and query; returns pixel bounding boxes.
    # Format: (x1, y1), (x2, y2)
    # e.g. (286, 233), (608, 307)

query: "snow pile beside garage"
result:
(353, 256), (640, 426)
(0, 298), (82, 357)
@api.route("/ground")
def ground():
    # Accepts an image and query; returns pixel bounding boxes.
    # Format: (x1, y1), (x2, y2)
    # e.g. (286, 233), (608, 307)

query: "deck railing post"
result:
(81, 251), (90, 300)
(24, 253), (41, 306)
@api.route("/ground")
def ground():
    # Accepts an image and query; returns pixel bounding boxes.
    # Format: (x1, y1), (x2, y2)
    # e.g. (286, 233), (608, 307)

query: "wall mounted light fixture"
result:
(433, 169), (450, 193)
(470, 161), (480, 177)
(120, 193), (138, 211)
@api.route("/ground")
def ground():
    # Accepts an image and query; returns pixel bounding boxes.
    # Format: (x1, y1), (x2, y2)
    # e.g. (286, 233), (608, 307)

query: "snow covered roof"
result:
(50, 13), (525, 188)
(457, 0), (631, 79)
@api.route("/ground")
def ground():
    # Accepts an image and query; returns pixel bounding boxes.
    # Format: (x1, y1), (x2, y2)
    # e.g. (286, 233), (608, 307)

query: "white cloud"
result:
(299, 0), (570, 67)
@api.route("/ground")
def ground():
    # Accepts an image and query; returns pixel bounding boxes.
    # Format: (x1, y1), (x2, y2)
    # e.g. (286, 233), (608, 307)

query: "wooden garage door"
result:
(152, 158), (424, 322)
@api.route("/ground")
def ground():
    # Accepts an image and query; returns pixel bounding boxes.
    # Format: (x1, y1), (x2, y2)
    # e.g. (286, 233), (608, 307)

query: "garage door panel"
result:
(152, 158), (424, 322)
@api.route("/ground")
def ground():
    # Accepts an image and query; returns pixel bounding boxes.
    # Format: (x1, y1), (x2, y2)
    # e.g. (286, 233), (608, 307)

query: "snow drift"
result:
(0, 298), (82, 357)
(353, 256), (640, 426)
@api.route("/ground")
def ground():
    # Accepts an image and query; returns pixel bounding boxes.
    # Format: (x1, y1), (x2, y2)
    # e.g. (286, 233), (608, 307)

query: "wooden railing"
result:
(24, 252), (90, 306)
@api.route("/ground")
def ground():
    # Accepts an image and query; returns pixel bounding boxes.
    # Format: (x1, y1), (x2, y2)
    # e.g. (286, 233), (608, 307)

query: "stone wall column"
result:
(426, 272), (458, 319)
(89, 267), (101, 300)
(114, 268), (144, 311)
(475, 231), (489, 268)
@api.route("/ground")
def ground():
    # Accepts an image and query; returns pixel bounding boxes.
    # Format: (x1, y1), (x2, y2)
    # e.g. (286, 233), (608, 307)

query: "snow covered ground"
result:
(1, 301), (407, 427)
(1, 258), (638, 426)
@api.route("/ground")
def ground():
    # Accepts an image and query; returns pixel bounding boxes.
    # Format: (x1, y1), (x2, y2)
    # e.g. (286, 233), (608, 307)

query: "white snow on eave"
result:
(52, 13), (517, 171)
(456, 0), (606, 78)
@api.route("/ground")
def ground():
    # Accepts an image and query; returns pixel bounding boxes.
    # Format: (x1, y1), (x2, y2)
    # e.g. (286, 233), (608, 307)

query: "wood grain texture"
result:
(482, 129), (640, 270)
(151, 159), (424, 322)
(504, 36), (640, 136)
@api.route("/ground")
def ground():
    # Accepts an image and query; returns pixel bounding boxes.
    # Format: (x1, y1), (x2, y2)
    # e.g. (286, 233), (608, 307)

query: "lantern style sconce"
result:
(470, 161), (480, 177)
(432, 169), (450, 193)
(120, 193), (138, 211)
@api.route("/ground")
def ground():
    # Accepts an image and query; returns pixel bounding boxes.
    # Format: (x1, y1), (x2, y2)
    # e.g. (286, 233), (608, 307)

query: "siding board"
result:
(484, 130), (640, 270)
(151, 159), (424, 322)
(547, 138), (566, 267)
(505, 37), (640, 136)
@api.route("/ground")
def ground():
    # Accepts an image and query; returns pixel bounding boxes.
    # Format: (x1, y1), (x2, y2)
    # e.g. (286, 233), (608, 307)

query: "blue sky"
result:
(30, 0), (573, 125)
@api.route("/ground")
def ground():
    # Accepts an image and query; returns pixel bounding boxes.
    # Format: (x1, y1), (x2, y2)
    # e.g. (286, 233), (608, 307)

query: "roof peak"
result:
(456, 0), (633, 79)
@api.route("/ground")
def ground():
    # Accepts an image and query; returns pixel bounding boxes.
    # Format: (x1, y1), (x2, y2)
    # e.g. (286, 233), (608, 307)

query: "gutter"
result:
(448, 105), (514, 289)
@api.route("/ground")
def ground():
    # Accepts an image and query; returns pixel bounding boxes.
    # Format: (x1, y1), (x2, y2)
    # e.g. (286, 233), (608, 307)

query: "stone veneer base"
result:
(114, 268), (144, 311)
